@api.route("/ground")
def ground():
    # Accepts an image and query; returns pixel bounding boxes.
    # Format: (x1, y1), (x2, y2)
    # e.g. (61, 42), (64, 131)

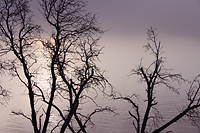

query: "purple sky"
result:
(85, 2), (200, 132)
(30, 0), (200, 84)
(84, 1), (200, 81)
(87, 0), (200, 39)
(1, 1), (199, 132)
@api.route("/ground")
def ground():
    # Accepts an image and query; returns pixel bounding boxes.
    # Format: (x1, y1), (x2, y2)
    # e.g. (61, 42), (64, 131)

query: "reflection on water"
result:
(0, 115), (33, 133)
(0, 80), (199, 133)
(0, 49), (199, 133)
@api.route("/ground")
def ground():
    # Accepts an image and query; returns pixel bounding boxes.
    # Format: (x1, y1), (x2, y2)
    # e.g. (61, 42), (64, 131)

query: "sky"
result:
(87, 0), (200, 38)
(29, 0), (200, 94)
(83, 0), (200, 85)
(85, 2), (200, 132)
(1, 0), (200, 132)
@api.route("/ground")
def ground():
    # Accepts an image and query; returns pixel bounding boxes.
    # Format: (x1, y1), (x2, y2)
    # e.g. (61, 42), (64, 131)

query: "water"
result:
(0, 77), (199, 133)
(0, 45), (200, 133)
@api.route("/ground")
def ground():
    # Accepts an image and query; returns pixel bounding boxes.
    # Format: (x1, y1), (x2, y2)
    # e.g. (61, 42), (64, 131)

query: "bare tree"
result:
(0, 61), (10, 105)
(114, 27), (200, 133)
(0, 79), (10, 106)
(0, 0), (41, 132)
(38, 0), (115, 132)
(0, 0), (113, 132)
(153, 75), (200, 133)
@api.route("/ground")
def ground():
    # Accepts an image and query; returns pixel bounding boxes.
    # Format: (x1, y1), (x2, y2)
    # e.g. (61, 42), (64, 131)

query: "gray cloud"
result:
(87, 0), (200, 39)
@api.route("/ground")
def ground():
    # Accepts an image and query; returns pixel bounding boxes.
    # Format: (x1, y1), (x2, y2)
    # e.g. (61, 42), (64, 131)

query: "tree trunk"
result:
(74, 112), (87, 133)
(141, 103), (151, 133)
(29, 89), (40, 133)
(42, 55), (57, 133)
(60, 103), (77, 133)
(152, 105), (199, 133)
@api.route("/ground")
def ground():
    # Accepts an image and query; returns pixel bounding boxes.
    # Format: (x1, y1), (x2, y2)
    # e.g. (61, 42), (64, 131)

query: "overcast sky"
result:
(84, 0), (200, 82)
(87, 0), (200, 38)
(3, 1), (200, 132)
(30, 0), (200, 86)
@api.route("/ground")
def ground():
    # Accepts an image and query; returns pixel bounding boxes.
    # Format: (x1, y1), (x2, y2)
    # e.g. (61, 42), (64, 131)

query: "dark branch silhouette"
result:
(114, 27), (200, 133)
(0, 0), (114, 132)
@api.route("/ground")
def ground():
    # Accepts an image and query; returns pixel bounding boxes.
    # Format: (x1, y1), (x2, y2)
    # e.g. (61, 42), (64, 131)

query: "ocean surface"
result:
(0, 46), (199, 133)
(0, 75), (199, 133)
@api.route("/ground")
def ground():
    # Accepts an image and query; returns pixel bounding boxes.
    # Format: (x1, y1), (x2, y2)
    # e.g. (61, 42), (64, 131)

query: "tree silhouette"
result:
(0, 82), (10, 106)
(0, 62), (10, 105)
(114, 27), (200, 133)
(0, 0), (114, 132)
(0, 0), (41, 132)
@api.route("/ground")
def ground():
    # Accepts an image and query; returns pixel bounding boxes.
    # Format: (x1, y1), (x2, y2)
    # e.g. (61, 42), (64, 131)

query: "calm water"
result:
(0, 46), (199, 133)
(0, 76), (199, 133)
